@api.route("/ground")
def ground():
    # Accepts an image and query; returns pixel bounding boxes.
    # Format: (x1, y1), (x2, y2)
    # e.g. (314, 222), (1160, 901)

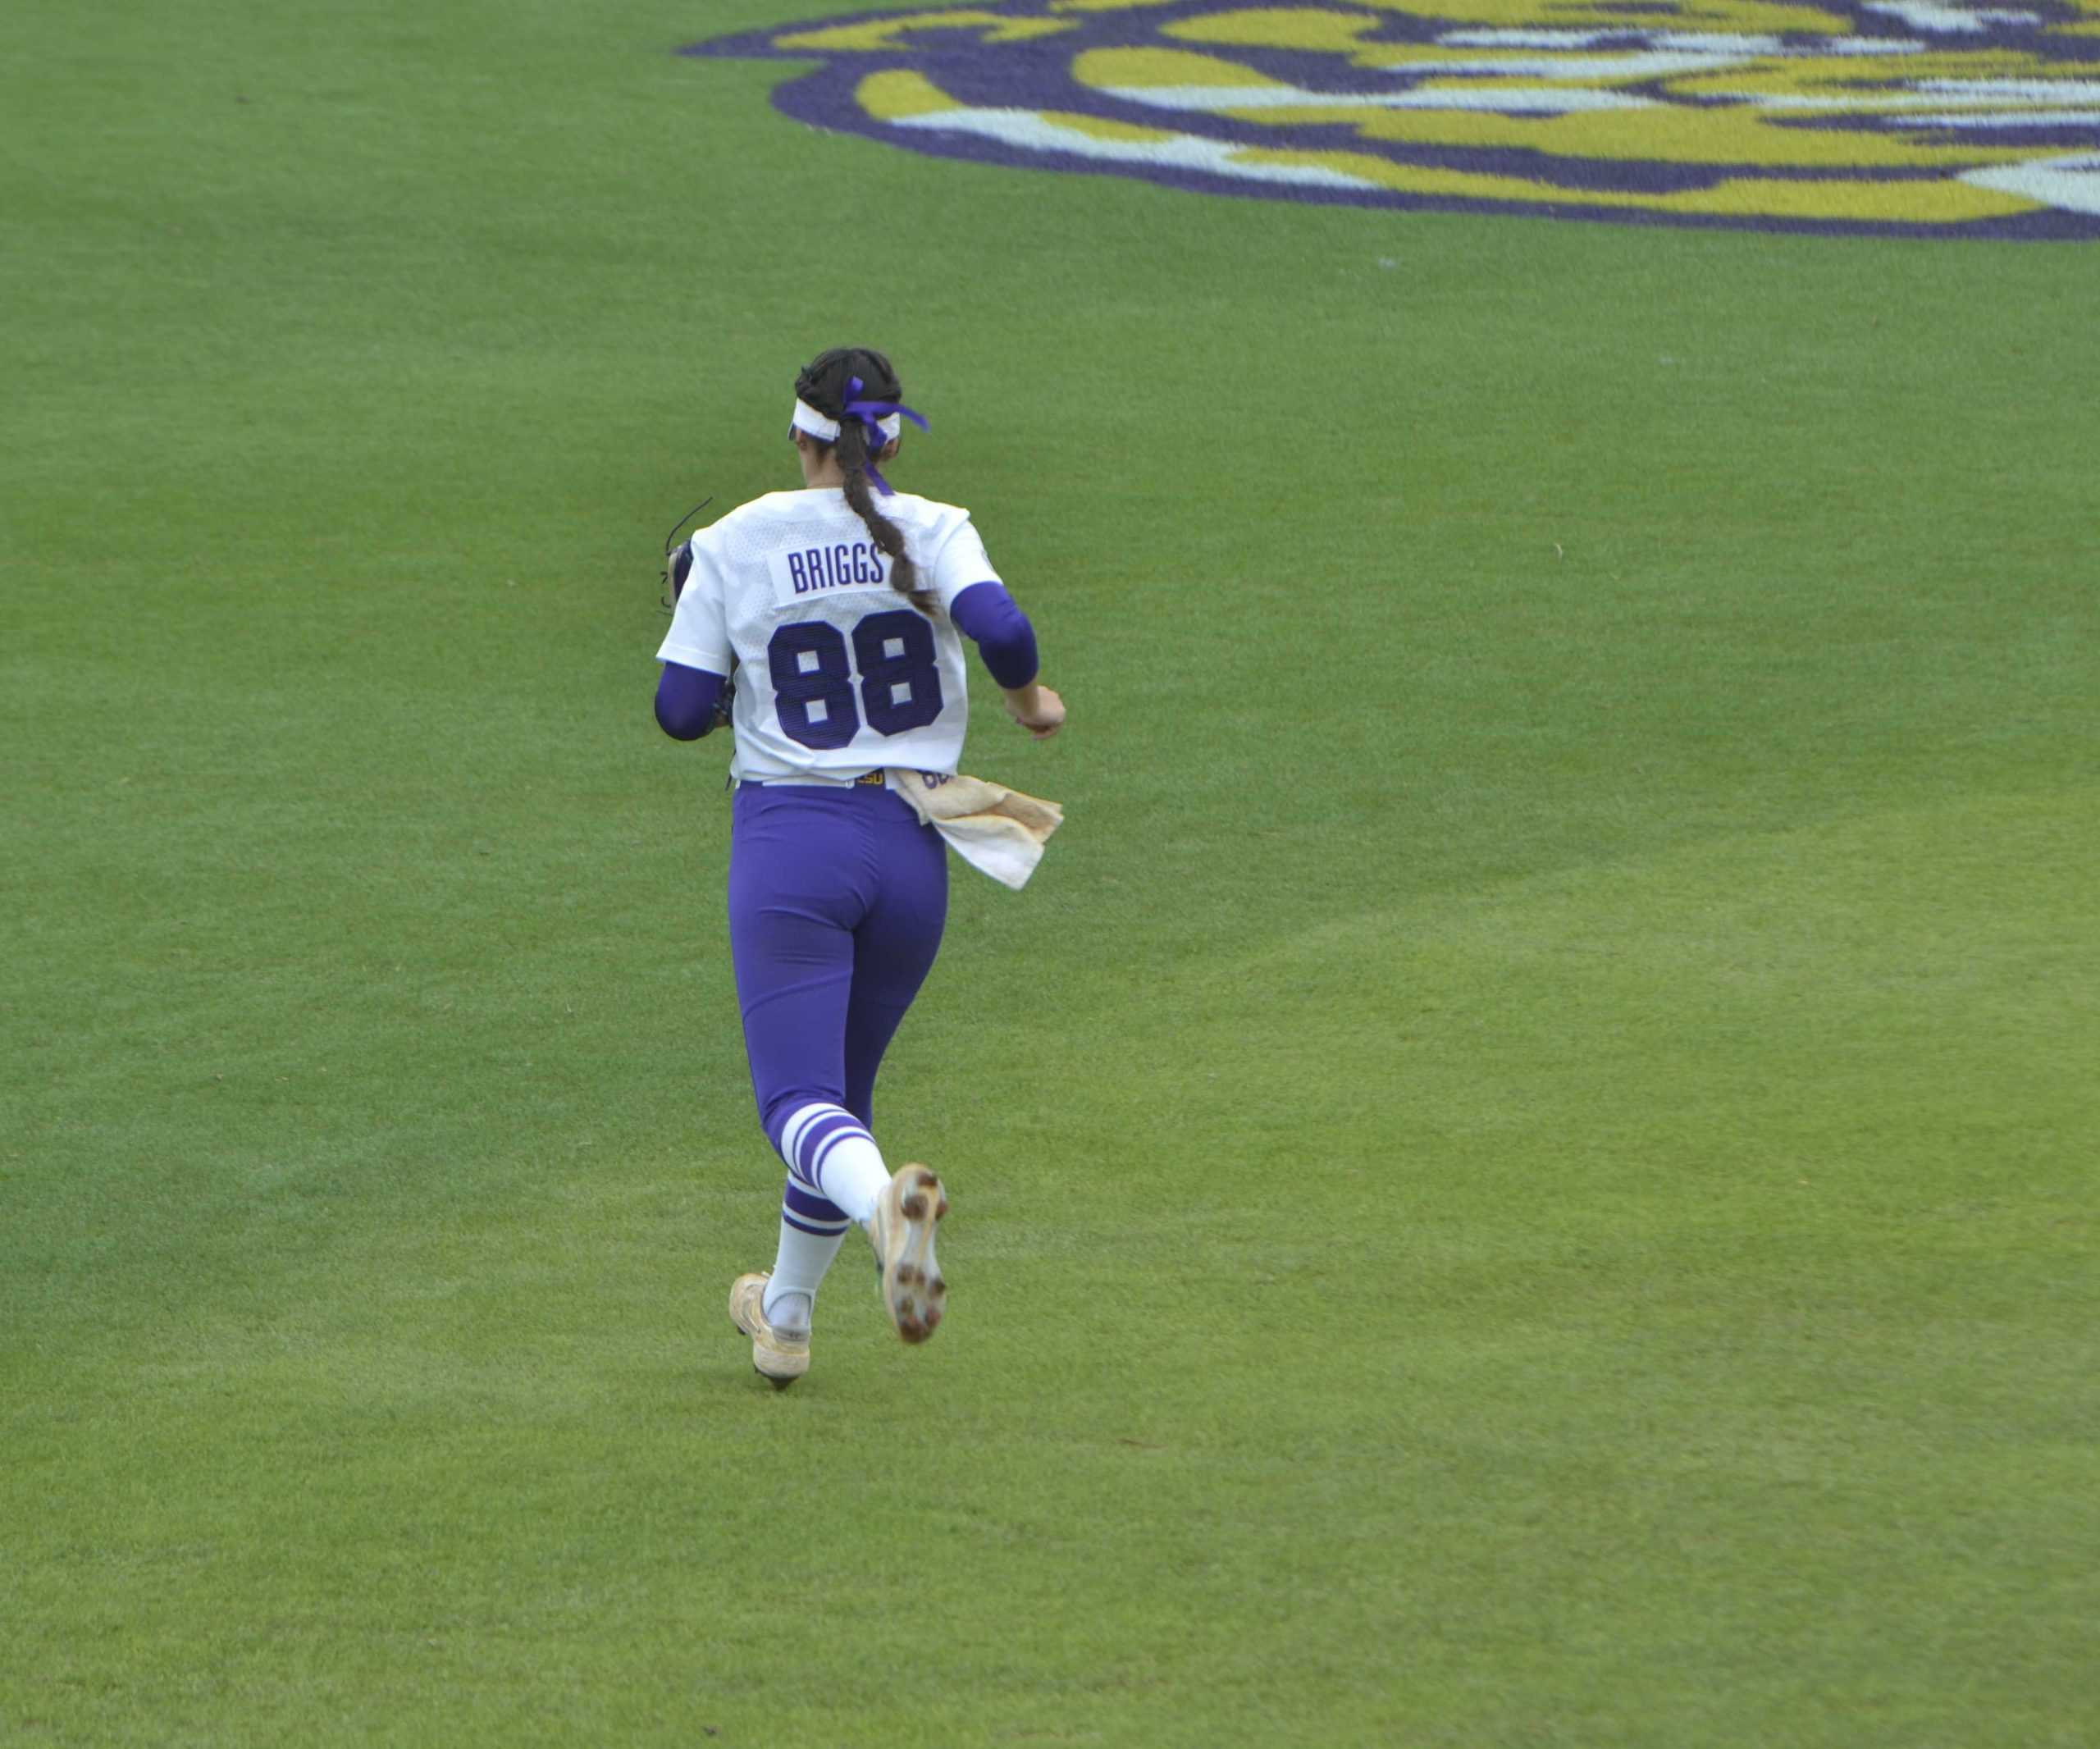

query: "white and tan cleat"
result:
(869, 1164), (947, 1344)
(728, 1272), (810, 1389)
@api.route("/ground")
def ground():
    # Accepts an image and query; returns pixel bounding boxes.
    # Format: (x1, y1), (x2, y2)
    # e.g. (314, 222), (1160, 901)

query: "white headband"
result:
(792, 398), (902, 445)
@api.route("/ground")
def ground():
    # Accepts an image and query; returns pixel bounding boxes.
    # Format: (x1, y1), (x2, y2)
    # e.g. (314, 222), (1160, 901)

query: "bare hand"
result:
(1004, 683), (1066, 741)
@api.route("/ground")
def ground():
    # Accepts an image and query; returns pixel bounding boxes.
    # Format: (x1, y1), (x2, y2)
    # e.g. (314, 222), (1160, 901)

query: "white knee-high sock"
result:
(765, 1217), (847, 1329)
(777, 1102), (891, 1227)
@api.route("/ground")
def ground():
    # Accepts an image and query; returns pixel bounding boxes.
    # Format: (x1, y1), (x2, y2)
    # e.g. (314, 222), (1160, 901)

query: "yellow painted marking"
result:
(1166, 8), (1387, 53)
(1074, 46), (1290, 89)
(858, 69), (964, 121)
(1346, 0), (1846, 34)
(1670, 50), (2098, 98)
(1235, 102), (2027, 167)
(833, 0), (2089, 231)
(778, 11), (1071, 51)
(1358, 46), (1756, 81)
(1230, 145), (2038, 220)
(1038, 109), (1185, 142)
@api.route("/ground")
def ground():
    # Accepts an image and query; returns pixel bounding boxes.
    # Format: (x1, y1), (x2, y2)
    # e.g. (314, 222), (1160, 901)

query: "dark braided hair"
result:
(794, 346), (940, 617)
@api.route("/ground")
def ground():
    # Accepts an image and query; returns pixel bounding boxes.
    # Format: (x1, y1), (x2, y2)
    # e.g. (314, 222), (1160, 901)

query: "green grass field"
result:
(4, 2), (2097, 1743)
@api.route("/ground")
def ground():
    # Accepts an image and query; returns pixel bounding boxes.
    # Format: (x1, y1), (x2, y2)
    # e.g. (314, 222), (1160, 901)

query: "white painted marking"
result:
(1434, 28), (1926, 55)
(892, 107), (1380, 189)
(879, 45), (2099, 224)
(1438, 28), (1778, 49)
(1963, 150), (2100, 210)
(1819, 37), (1934, 54)
(1108, 82), (1659, 114)
(1384, 52), (1755, 79)
(1861, 2), (2041, 33)
(1726, 88), (2100, 109)
(1913, 79), (2100, 99)
(1905, 108), (2100, 126)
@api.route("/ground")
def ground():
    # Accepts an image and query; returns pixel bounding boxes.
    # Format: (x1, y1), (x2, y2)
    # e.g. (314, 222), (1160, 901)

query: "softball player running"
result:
(654, 346), (1064, 1386)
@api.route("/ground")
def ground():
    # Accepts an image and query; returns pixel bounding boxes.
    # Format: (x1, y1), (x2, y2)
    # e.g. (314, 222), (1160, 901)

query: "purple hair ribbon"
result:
(842, 373), (929, 496)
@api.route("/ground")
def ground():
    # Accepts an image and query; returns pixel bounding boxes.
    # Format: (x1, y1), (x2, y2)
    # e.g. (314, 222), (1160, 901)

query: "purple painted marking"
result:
(682, 0), (2100, 240)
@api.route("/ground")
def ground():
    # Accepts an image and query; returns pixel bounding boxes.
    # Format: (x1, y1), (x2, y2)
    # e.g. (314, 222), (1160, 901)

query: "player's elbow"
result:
(655, 699), (714, 741)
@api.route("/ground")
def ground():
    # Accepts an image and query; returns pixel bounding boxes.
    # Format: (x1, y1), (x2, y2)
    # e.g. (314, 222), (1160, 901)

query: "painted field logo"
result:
(690, 0), (2100, 236)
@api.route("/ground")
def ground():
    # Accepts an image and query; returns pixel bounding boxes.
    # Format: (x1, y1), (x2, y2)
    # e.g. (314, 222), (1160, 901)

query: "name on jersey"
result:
(766, 541), (892, 606)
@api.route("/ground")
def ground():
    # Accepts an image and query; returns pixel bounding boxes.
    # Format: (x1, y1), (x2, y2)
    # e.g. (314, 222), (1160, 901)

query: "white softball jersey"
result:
(656, 488), (1001, 783)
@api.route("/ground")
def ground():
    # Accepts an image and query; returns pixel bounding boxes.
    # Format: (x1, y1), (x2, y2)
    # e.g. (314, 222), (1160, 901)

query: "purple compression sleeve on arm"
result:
(655, 663), (727, 740)
(950, 582), (1039, 691)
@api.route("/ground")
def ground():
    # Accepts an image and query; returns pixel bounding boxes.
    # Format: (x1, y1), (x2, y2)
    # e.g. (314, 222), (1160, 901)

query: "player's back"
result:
(692, 488), (991, 783)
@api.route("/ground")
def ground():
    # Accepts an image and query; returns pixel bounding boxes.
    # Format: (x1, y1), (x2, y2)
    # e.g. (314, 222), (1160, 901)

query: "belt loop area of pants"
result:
(739, 769), (889, 790)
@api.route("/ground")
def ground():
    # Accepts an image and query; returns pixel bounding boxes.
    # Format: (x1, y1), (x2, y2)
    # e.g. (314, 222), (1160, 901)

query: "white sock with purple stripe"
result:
(777, 1102), (890, 1228)
(765, 1179), (851, 1328)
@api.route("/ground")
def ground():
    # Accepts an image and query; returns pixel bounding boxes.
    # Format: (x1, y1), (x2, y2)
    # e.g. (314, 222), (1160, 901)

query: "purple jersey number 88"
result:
(767, 609), (944, 751)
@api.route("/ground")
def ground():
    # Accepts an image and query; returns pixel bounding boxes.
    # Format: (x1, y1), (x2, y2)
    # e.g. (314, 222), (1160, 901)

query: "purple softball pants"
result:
(728, 782), (948, 1211)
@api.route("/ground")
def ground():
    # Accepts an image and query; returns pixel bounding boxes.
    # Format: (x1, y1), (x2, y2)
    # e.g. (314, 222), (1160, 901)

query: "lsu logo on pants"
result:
(688, 0), (2100, 238)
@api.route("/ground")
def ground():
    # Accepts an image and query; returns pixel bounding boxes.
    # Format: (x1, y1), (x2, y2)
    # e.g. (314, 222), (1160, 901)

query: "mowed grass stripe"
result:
(6, 0), (2099, 1742)
(11, 779), (2093, 1741)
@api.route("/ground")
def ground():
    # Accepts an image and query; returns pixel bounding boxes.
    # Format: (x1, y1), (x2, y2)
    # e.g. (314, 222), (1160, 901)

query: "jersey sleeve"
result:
(921, 509), (1003, 613)
(655, 531), (732, 674)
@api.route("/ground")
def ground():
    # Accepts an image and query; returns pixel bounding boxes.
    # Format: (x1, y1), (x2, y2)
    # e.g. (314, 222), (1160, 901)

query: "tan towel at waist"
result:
(887, 769), (1064, 890)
